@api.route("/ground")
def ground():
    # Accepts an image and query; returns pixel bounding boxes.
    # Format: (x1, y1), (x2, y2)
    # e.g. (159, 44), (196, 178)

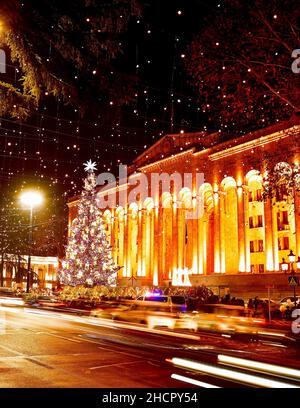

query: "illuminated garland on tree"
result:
(59, 161), (118, 287)
(262, 161), (300, 203)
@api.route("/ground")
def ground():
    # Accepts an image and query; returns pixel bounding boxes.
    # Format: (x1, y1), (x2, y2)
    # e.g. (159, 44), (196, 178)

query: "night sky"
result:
(0, 1), (217, 194)
(0, 0), (220, 255)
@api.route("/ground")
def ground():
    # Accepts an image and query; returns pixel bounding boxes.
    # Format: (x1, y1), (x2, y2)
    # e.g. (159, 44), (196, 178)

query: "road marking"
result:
(97, 345), (144, 359)
(39, 332), (82, 343)
(24, 357), (54, 369)
(89, 360), (142, 370)
(77, 336), (143, 359)
(0, 343), (24, 356)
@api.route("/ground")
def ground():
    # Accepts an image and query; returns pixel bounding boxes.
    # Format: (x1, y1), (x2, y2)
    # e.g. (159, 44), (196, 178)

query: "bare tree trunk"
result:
(16, 255), (21, 284)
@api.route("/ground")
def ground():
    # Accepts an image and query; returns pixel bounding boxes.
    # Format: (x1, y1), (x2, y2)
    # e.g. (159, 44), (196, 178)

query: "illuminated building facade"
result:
(2, 255), (59, 290)
(68, 120), (300, 294)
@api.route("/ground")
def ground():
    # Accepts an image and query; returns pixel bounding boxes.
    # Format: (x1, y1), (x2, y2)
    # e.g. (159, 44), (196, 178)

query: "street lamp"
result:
(297, 256), (300, 271)
(281, 258), (288, 273)
(20, 191), (43, 292)
(288, 249), (296, 273)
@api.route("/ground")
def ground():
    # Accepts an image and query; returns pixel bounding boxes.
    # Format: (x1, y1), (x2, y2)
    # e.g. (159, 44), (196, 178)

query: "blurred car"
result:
(196, 303), (246, 317)
(112, 300), (197, 331)
(136, 294), (187, 312)
(258, 298), (280, 310)
(34, 296), (66, 308)
(279, 296), (300, 307)
(191, 309), (266, 334)
(0, 287), (14, 295)
(90, 301), (129, 318)
(0, 296), (25, 307)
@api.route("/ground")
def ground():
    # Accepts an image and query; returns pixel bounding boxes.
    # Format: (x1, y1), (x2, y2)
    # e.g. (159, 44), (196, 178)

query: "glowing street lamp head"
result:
(20, 191), (43, 209)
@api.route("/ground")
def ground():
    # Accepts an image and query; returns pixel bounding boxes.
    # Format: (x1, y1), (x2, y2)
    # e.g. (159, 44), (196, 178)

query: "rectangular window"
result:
(283, 236), (289, 250)
(249, 216), (254, 229)
(250, 240), (264, 252)
(257, 215), (263, 227)
(248, 191), (253, 202)
(256, 189), (262, 201)
(278, 211), (289, 231)
(258, 264), (264, 273)
(282, 211), (288, 225)
(277, 212), (283, 231)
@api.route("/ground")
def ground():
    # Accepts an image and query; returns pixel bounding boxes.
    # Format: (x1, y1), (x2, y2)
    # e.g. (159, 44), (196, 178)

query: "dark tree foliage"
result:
(186, 0), (300, 133)
(0, 0), (141, 119)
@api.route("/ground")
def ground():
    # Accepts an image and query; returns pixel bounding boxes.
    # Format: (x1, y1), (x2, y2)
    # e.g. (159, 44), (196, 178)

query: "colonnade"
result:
(101, 165), (300, 286)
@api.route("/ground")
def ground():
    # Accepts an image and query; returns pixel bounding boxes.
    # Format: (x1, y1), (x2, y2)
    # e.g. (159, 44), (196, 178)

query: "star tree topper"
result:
(84, 160), (97, 173)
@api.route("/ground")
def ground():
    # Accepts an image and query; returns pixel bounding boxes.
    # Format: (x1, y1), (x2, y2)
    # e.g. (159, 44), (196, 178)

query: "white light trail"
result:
(170, 358), (299, 388)
(218, 355), (300, 380)
(171, 373), (220, 388)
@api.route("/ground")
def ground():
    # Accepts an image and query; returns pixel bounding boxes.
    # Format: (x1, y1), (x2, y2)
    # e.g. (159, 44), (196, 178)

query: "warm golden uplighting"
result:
(20, 190), (43, 209)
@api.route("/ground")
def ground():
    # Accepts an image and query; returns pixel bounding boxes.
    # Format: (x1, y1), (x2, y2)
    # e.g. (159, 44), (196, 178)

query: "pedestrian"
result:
(285, 306), (292, 321)
(262, 301), (269, 320)
(247, 298), (253, 317)
(253, 296), (259, 316)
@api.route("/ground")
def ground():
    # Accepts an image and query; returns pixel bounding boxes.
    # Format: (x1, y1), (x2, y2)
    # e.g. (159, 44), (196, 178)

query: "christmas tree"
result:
(59, 161), (118, 287)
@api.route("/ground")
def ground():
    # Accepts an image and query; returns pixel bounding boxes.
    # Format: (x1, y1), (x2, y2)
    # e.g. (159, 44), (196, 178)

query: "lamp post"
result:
(297, 256), (300, 271)
(281, 258), (288, 273)
(287, 250), (297, 307)
(20, 191), (43, 293)
(288, 249), (296, 273)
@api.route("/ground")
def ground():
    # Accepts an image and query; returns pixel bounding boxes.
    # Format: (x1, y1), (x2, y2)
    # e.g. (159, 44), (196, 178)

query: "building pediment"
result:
(133, 131), (220, 168)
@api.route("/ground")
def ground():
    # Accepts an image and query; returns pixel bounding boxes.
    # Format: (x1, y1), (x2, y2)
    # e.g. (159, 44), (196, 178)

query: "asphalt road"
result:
(0, 306), (299, 388)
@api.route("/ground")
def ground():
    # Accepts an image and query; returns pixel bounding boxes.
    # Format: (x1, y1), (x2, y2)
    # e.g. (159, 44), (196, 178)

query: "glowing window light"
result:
(172, 268), (192, 286)
(218, 355), (300, 379)
(170, 358), (299, 388)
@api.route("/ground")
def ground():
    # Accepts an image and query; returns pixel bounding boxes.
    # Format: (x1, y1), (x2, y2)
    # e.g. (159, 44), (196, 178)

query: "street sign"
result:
(288, 276), (299, 287)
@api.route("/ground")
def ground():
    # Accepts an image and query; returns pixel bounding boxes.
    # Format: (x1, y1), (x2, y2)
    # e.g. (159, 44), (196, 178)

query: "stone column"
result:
(272, 202), (279, 271)
(295, 190), (300, 257)
(123, 210), (129, 278)
(172, 203), (179, 277)
(198, 215), (204, 275)
(141, 212), (147, 277)
(213, 192), (221, 273)
(264, 198), (274, 271)
(177, 208), (184, 271)
(237, 186), (246, 272)
(150, 211), (155, 283)
(192, 198), (198, 273)
(153, 206), (159, 286)
(243, 188), (251, 272)
(137, 209), (143, 277)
